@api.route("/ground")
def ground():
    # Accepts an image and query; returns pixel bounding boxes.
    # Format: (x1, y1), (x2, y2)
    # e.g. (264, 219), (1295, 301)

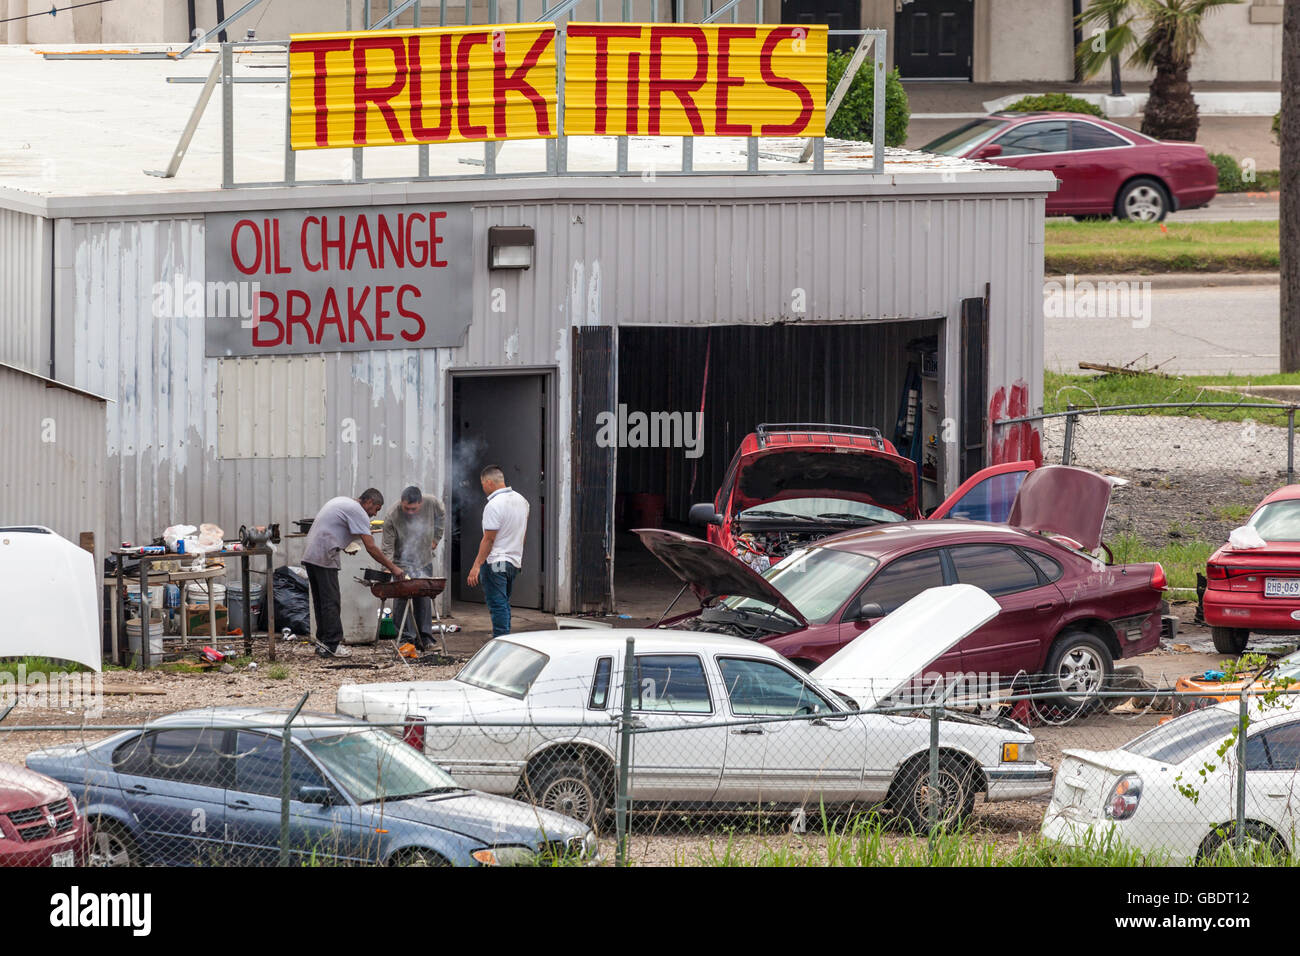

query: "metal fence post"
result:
(1288, 407), (1296, 485)
(1062, 404), (1076, 466)
(1235, 685), (1248, 850)
(615, 636), (636, 867)
(279, 692), (310, 867)
(928, 703), (941, 851)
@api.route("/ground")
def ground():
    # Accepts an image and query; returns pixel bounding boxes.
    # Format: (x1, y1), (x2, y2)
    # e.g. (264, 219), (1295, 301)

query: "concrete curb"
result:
(1043, 272), (1279, 289)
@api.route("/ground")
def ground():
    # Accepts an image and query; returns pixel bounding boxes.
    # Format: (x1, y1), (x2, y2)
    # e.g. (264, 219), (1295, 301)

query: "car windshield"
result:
(920, 118), (1006, 156)
(1267, 650), (1300, 681)
(739, 497), (907, 525)
(304, 730), (461, 804)
(1249, 500), (1300, 541)
(456, 640), (549, 699)
(1122, 707), (1241, 765)
(724, 547), (879, 625)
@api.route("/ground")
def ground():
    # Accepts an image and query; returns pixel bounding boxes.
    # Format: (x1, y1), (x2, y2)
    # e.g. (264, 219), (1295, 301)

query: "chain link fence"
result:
(5, 640), (1300, 866)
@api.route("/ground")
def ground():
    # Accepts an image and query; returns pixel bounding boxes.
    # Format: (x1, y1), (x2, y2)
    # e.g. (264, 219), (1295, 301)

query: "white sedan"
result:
(337, 585), (1053, 826)
(1041, 700), (1300, 862)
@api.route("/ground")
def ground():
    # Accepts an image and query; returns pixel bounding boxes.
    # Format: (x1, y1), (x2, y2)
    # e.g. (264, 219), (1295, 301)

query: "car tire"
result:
(1116, 177), (1170, 222)
(1211, 626), (1249, 655)
(1043, 630), (1113, 711)
(1197, 822), (1287, 863)
(527, 756), (609, 827)
(890, 753), (977, 831)
(88, 819), (136, 867)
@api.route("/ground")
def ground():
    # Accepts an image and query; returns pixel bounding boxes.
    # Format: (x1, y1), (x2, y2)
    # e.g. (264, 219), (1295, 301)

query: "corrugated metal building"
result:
(0, 362), (108, 583)
(0, 50), (1052, 631)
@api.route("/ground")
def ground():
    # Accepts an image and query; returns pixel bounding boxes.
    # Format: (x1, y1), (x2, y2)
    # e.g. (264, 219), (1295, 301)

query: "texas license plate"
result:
(1265, 578), (1300, 598)
(50, 850), (74, 867)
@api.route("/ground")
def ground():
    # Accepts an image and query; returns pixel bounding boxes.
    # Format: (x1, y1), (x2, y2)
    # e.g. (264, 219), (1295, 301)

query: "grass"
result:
(1110, 533), (1215, 591)
(0, 657), (90, 679)
(1044, 219), (1277, 274)
(266, 664), (290, 680)
(690, 813), (1170, 867)
(1215, 504), (1254, 523)
(1044, 370), (1296, 425)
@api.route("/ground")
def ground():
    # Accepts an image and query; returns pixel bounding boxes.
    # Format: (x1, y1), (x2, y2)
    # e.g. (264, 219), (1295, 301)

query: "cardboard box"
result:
(186, 604), (228, 636)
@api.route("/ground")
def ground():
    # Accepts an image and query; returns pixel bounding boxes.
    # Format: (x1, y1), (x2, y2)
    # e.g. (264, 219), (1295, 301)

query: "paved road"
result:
(1044, 282), (1280, 376)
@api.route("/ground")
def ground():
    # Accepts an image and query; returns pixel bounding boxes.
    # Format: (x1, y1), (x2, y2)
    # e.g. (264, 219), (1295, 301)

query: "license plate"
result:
(51, 850), (74, 867)
(1265, 578), (1300, 598)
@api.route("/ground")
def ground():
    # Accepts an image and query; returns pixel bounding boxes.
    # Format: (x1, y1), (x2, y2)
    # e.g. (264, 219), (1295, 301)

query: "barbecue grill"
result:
(355, 575), (449, 667)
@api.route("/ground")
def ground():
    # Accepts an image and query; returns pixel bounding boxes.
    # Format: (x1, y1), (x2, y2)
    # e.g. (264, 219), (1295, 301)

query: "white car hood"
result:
(811, 584), (999, 710)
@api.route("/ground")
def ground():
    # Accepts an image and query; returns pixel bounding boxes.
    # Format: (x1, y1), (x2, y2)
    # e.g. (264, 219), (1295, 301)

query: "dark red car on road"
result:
(644, 465), (1168, 705)
(921, 111), (1218, 222)
(0, 763), (85, 866)
(1204, 485), (1300, 654)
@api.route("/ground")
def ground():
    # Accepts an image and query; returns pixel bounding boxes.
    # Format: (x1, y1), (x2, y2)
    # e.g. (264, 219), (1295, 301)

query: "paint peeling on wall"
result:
(989, 381), (1043, 466)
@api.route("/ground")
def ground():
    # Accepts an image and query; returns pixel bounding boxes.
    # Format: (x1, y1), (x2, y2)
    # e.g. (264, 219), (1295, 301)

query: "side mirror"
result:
(298, 786), (334, 806)
(855, 602), (885, 622)
(975, 143), (1002, 159)
(688, 503), (723, 527)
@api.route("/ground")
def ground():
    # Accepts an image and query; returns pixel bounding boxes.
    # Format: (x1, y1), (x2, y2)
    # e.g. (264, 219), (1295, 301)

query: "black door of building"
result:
(894, 0), (973, 79)
(780, 0), (860, 53)
(451, 373), (546, 609)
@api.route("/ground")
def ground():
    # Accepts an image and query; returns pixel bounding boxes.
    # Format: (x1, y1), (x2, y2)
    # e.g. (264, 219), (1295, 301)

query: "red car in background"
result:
(0, 763), (85, 866)
(646, 465), (1168, 706)
(1204, 485), (1300, 654)
(921, 111), (1218, 222)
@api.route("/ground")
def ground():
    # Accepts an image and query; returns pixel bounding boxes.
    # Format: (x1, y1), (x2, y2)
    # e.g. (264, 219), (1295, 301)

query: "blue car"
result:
(26, 707), (597, 867)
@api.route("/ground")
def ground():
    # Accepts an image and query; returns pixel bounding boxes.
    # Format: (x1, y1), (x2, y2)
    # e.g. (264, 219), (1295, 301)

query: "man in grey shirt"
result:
(303, 488), (405, 658)
(381, 485), (445, 652)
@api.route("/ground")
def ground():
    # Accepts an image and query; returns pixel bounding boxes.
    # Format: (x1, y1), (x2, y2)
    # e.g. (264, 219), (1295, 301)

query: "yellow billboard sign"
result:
(563, 23), (826, 137)
(288, 24), (557, 149)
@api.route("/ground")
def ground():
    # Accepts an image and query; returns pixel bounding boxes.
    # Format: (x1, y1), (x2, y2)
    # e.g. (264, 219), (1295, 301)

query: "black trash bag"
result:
(273, 565), (312, 638)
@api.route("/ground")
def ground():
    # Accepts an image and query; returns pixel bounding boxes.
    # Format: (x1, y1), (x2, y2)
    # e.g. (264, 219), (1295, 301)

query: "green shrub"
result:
(1003, 92), (1104, 118)
(825, 56), (910, 147)
(1210, 152), (1243, 192)
(1273, 110), (1281, 145)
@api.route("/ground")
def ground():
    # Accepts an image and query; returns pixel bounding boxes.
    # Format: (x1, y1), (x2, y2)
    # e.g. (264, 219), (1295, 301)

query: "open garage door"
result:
(612, 321), (944, 604)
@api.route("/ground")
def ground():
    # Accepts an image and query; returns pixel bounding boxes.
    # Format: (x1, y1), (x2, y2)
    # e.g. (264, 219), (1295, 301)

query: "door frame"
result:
(445, 366), (559, 613)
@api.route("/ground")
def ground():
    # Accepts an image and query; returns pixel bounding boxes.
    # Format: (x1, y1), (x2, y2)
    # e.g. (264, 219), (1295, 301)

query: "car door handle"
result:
(229, 799), (255, 811)
(1267, 792), (1288, 799)
(730, 726), (764, 736)
(127, 784), (152, 794)
(1035, 601), (1057, 611)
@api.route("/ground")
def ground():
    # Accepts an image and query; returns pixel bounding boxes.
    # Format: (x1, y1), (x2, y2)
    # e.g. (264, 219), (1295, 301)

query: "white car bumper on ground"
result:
(984, 764), (1055, 802)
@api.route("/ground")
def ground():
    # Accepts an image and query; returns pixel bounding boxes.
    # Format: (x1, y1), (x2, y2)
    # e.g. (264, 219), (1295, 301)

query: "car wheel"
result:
(89, 820), (136, 867)
(1211, 626), (1249, 655)
(1043, 630), (1113, 711)
(528, 757), (609, 827)
(1197, 822), (1287, 864)
(891, 754), (977, 831)
(1117, 177), (1169, 222)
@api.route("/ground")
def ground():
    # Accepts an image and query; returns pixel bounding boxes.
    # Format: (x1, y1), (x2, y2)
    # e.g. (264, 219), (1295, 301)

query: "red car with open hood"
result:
(645, 464), (1168, 707)
(0, 763), (86, 867)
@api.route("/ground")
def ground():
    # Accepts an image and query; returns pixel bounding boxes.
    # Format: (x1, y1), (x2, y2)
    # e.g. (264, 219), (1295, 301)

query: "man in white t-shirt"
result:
(467, 464), (529, 637)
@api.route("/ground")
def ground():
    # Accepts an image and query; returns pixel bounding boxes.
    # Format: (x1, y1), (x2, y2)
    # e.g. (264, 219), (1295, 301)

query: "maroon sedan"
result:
(0, 763), (85, 867)
(640, 466), (1168, 706)
(921, 111), (1218, 222)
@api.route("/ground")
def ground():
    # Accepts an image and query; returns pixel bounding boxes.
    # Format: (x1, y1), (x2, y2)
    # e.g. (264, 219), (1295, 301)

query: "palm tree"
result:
(1075, 0), (1241, 141)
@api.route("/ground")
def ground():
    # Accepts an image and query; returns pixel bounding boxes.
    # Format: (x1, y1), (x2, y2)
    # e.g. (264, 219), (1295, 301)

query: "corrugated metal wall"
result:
(0, 207), (52, 375)
(50, 187), (1044, 614)
(0, 364), (106, 577)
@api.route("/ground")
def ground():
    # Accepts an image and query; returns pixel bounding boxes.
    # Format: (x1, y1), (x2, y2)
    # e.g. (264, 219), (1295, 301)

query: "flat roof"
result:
(0, 44), (1054, 216)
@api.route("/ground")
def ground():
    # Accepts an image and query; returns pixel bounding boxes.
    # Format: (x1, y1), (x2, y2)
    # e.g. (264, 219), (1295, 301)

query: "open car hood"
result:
(731, 445), (919, 519)
(633, 529), (807, 625)
(1007, 465), (1112, 553)
(811, 585), (1000, 710)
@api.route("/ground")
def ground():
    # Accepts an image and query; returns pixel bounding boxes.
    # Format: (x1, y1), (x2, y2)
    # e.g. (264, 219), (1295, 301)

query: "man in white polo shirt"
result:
(467, 464), (529, 637)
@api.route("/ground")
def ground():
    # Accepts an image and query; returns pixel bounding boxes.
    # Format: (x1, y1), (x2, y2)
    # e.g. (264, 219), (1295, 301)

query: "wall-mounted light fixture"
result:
(488, 225), (535, 270)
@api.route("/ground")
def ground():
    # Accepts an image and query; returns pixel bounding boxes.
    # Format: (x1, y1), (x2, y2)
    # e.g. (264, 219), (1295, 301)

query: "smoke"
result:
(452, 434), (490, 495)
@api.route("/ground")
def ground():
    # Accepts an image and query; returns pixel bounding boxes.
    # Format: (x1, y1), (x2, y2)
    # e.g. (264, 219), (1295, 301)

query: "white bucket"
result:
(185, 581), (226, 606)
(126, 584), (165, 611)
(126, 617), (165, 661)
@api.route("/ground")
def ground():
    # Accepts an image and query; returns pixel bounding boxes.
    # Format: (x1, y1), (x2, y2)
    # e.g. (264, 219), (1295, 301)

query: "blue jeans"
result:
(480, 561), (518, 637)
